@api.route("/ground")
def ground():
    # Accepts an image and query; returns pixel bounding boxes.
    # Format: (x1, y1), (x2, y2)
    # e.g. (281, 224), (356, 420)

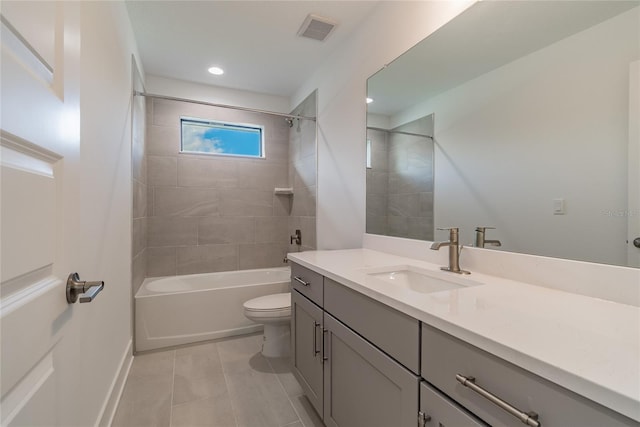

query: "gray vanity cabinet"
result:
(291, 289), (324, 415)
(421, 324), (638, 427)
(323, 313), (419, 427)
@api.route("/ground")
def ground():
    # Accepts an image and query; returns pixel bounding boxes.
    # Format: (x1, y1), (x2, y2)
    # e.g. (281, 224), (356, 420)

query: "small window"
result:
(366, 139), (372, 169)
(181, 117), (264, 158)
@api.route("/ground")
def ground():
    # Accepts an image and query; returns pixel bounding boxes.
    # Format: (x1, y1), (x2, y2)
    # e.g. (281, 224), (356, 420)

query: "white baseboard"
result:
(95, 339), (133, 427)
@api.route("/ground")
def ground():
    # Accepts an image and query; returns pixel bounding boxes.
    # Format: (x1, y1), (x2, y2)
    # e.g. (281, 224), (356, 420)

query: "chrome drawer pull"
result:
(294, 276), (311, 286)
(456, 374), (541, 427)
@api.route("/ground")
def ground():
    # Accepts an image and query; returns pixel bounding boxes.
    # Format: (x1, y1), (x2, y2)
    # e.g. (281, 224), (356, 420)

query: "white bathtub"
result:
(135, 267), (291, 351)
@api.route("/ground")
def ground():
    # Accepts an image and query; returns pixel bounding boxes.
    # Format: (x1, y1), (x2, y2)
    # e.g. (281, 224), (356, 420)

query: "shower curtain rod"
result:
(133, 91), (316, 122)
(367, 126), (433, 139)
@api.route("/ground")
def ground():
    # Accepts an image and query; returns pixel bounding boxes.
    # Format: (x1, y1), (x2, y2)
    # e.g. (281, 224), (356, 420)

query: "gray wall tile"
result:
(132, 249), (146, 295)
(366, 214), (388, 236)
(148, 156), (177, 187)
(148, 124), (180, 156)
(131, 75), (148, 307)
(198, 217), (255, 245)
(291, 185), (316, 217)
(292, 155), (316, 189)
(264, 139), (288, 164)
(147, 186), (154, 217)
(147, 247), (177, 277)
(133, 179), (147, 219)
(133, 217), (147, 258)
(154, 187), (219, 217)
(273, 194), (292, 216)
(237, 161), (288, 191)
(255, 217), (288, 244)
(239, 243), (288, 270)
(148, 217), (198, 247)
(176, 244), (238, 275)
(219, 190), (274, 217)
(141, 93), (317, 277)
(178, 157), (237, 188)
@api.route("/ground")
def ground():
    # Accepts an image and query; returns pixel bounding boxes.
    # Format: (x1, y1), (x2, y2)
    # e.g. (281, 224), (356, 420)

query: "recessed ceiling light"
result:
(208, 66), (224, 75)
(366, 97), (374, 104)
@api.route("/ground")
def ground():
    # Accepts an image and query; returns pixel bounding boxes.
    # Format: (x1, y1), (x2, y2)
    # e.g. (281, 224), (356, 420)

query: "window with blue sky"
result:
(181, 118), (264, 158)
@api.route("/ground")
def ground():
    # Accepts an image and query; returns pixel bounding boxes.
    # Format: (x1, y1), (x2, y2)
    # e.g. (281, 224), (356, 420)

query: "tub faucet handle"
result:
(290, 229), (302, 245)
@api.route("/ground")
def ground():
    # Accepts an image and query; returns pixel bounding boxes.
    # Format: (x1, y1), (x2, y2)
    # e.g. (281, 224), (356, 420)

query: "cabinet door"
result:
(291, 290), (324, 416)
(420, 381), (487, 427)
(323, 313), (419, 427)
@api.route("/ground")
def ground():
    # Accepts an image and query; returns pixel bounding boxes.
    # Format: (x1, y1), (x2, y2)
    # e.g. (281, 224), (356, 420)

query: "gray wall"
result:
(145, 97), (300, 276)
(366, 115), (434, 241)
(288, 91), (317, 253)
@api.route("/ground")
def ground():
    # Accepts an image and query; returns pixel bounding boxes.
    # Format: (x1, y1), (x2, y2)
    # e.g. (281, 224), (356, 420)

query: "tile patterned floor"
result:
(112, 334), (324, 427)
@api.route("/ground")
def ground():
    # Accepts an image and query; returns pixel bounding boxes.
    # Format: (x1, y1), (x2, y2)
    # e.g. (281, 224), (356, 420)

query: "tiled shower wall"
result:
(366, 114), (434, 241)
(145, 98), (303, 277)
(132, 65), (147, 294)
(366, 128), (389, 236)
(287, 91), (317, 254)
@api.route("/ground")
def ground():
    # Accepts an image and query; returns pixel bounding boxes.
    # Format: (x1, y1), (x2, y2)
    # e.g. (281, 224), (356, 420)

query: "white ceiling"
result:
(126, 1), (379, 97)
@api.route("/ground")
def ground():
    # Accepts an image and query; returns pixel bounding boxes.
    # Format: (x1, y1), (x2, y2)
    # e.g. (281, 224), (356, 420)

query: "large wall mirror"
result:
(366, 1), (640, 268)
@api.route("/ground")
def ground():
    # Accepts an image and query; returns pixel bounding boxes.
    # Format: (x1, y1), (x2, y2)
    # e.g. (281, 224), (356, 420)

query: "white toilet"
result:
(243, 292), (291, 358)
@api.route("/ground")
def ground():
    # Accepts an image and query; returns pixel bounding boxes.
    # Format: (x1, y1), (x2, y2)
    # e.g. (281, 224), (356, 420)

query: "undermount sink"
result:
(363, 265), (483, 294)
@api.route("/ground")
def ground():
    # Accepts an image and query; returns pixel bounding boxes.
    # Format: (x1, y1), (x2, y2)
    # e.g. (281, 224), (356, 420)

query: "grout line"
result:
(219, 343), (240, 427)
(168, 350), (176, 427)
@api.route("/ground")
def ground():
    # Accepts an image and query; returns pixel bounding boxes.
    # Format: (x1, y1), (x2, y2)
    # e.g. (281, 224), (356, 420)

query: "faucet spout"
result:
(430, 241), (451, 250)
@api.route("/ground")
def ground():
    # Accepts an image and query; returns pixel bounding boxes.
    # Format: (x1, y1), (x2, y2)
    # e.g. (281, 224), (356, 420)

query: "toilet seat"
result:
(243, 292), (291, 318)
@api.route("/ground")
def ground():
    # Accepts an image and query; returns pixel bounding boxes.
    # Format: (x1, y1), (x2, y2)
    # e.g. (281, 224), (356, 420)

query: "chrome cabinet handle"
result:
(313, 321), (321, 357)
(322, 329), (329, 362)
(633, 237), (640, 249)
(66, 273), (104, 303)
(294, 276), (311, 286)
(456, 374), (541, 427)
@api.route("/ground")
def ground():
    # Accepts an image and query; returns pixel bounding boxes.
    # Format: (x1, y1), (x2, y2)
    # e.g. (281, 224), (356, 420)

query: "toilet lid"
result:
(244, 292), (291, 311)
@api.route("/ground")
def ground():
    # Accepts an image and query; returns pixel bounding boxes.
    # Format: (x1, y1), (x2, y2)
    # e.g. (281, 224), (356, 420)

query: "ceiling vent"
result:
(297, 14), (337, 42)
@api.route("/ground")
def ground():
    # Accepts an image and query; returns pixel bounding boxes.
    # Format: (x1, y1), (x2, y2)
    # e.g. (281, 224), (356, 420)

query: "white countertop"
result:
(287, 248), (640, 422)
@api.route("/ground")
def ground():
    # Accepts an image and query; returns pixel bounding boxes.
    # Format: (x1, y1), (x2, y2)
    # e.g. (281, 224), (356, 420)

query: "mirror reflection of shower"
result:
(365, 113), (434, 241)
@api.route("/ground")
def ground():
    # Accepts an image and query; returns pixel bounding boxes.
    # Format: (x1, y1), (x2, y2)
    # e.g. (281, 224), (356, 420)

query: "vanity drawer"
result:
(324, 277), (420, 374)
(421, 324), (637, 427)
(420, 381), (487, 427)
(291, 262), (323, 306)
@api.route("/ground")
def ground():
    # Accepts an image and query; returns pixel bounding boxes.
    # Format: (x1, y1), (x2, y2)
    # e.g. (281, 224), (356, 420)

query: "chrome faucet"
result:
(430, 227), (470, 274)
(475, 227), (502, 248)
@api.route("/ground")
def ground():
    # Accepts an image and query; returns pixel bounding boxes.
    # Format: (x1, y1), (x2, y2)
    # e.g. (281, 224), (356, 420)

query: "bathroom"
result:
(1, 1), (638, 427)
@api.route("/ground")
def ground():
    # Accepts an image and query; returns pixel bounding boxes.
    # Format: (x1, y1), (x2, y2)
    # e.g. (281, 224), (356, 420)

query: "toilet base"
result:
(261, 323), (290, 358)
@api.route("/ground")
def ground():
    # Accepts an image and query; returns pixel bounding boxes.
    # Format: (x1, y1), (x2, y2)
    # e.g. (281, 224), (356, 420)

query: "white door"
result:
(628, 61), (640, 268)
(1, 2), (95, 425)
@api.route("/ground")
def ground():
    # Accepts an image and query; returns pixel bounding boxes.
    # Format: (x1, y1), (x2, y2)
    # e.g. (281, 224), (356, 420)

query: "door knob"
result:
(66, 273), (104, 303)
(634, 237), (640, 249)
